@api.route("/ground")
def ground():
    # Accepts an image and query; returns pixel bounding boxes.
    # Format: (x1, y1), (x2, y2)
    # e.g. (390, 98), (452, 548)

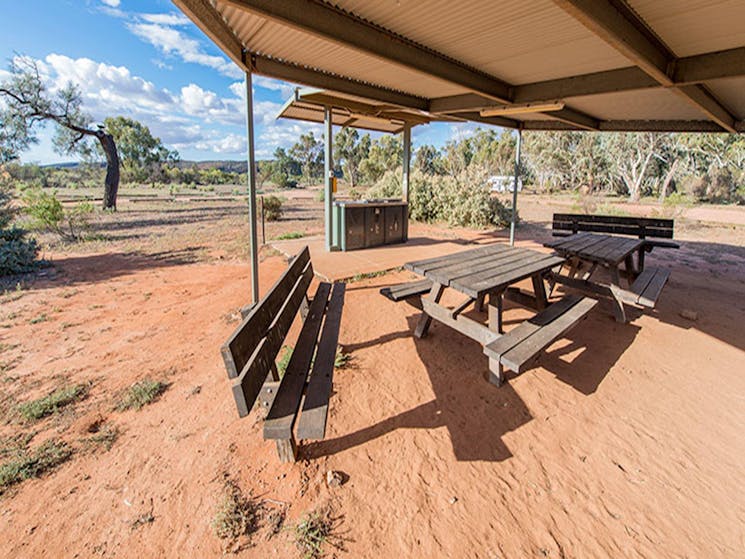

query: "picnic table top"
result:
(404, 244), (564, 299)
(544, 232), (643, 266)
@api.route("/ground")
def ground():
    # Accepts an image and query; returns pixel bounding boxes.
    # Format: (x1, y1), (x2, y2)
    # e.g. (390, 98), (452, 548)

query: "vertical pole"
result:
(402, 123), (411, 203)
(324, 106), (333, 251)
(509, 129), (522, 247)
(245, 70), (259, 304)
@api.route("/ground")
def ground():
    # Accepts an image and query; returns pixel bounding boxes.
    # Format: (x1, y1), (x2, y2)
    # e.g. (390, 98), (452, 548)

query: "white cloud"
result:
(253, 75), (297, 99)
(140, 13), (190, 26)
(126, 21), (242, 78)
(100, 0), (120, 7)
(10, 54), (320, 160)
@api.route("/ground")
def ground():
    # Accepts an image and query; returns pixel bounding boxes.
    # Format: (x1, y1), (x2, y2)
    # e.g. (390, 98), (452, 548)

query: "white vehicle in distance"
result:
(487, 175), (523, 193)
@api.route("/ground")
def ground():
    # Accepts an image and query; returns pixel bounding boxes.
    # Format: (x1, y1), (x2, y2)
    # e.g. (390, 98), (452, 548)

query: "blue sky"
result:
(0, 0), (482, 163)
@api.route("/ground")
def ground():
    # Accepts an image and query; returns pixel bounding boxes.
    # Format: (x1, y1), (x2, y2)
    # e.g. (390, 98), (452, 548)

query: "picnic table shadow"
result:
(306, 304), (637, 462)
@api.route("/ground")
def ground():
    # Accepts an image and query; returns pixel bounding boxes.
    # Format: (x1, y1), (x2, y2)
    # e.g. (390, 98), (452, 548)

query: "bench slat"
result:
(230, 262), (314, 417)
(380, 279), (432, 301)
(500, 297), (597, 373)
(264, 282), (332, 440)
(297, 283), (346, 440)
(484, 295), (584, 358)
(637, 268), (670, 307)
(222, 247), (310, 378)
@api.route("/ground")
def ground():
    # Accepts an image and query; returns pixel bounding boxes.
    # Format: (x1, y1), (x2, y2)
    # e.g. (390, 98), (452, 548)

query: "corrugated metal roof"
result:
(175, 0), (745, 133)
(629, 0), (745, 57)
(566, 89), (707, 121)
(276, 88), (436, 133)
(707, 77), (745, 120)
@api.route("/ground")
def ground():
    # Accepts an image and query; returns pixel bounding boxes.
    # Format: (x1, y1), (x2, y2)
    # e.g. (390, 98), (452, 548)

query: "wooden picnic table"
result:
(544, 232), (645, 323)
(403, 244), (570, 385)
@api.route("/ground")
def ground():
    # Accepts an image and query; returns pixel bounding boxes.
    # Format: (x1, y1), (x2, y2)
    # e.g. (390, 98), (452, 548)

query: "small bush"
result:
(115, 378), (168, 411)
(369, 168), (514, 228)
(348, 187), (363, 200)
(212, 478), (258, 552)
(23, 189), (93, 241)
(276, 346), (293, 377)
(291, 509), (335, 559)
(275, 231), (304, 240)
(0, 227), (40, 276)
(0, 439), (73, 492)
(262, 195), (283, 221)
(17, 384), (89, 421)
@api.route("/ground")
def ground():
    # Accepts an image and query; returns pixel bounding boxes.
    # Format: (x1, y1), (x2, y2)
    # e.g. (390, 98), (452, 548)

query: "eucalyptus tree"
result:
(0, 57), (121, 209)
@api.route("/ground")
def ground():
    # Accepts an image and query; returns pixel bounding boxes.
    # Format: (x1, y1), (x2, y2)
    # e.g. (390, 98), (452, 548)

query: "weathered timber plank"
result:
(450, 251), (550, 292)
(638, 268), (670, 307)
(222, 247), (310, 378)
(421, 298), (498, 346)
(459, 255), (565, 298)
(264, 283), (331, 440)
(406, 244), (507, 275)
(230, 264), (314, 417)
(297, 283), (346, 440)
(500, 297), (597, 373)
(428, 248), (542, 285)
(380, 279), (432, 301)
(483, 295), (583, 359)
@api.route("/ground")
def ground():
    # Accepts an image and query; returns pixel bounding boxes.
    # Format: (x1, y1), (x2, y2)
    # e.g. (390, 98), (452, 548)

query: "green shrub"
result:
(17, 384), (89, 421)
(0, 439), (73, 491)
(262, 195), (283, 221)
(23, 189), (93, 241)
(115, 378), (168, 411)
(0, 227), (40, 276)
(0, 180), (40, 276)
(369, 168), (514, 228)
(274, 231), (304, 240)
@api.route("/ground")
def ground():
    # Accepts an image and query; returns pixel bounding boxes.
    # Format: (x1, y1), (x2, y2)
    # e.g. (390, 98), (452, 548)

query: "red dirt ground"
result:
(1, 195), (744, 558)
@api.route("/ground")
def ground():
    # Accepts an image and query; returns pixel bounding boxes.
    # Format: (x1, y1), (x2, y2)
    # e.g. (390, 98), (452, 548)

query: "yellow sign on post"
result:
(331, 176), (338, 193)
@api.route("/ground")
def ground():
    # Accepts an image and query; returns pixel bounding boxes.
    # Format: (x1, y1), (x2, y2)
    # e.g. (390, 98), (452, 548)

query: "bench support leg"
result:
(299, 295), (310, 321)
(608, 266), (627, 323)
(488, 291), (503, 334)
(415, 282), (444, 338)
(475, 293), (486, 312)
(485, 358), (504, 387)
(531, 275), (548, 310)
(276, 437), (297, 463)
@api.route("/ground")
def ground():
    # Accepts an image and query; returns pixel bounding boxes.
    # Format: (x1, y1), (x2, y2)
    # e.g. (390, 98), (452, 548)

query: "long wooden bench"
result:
(552, 213), (679, 270)
(611, 267), (670, 308)
(483, 295), (597, 382)
(220, 246), (345, 463)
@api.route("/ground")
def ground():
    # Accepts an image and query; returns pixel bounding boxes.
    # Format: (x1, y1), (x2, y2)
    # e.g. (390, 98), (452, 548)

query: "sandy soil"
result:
(1, 195), (744, 558)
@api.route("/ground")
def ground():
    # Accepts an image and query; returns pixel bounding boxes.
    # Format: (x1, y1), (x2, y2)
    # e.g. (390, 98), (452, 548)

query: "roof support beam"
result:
(222, 0), (512, 102)
(672, 47), (745, 85)
(551, 0), (738, 133)
(521, 119), (741, 133)
(435, 47), (745, 108)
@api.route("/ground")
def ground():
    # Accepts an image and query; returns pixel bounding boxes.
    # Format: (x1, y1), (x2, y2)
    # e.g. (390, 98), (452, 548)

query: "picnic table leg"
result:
(637, 245), (646, 273)
(487, 291), (503, 334)
(475, 293), (486, 312)
(414, 282), (444, 338)
(486, 289), (505, 386)
(608, 266), (627, 323)
(624, 254), (637, 286)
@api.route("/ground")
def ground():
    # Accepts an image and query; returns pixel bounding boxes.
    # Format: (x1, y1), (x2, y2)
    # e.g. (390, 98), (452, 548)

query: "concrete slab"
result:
(269, 226), (507, 281)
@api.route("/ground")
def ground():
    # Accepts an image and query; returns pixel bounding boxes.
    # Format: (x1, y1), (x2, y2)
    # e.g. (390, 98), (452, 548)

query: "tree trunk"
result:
(659, 159), (679, 202)
(98, 132), (120, 210)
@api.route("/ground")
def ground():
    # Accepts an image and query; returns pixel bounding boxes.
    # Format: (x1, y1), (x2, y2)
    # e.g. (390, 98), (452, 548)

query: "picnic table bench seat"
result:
(611, 266), (670, 308)
(379, 279), (433, 302)
(220, 246), (345, 463)
(483, 295), (597, 382)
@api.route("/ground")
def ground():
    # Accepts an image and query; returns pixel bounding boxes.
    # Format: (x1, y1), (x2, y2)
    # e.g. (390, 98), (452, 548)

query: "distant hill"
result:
(41, 160), (267, 173)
